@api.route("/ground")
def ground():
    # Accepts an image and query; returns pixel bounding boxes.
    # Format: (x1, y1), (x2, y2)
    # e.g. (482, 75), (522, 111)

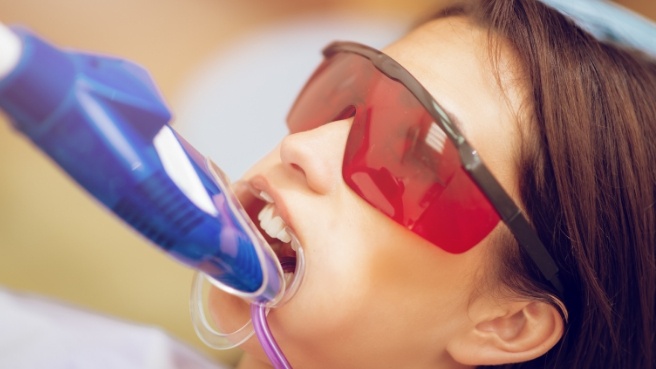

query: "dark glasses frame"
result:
(324, 41), (565, 298)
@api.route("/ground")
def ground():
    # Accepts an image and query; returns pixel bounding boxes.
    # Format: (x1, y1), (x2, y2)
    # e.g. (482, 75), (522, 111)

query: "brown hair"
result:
(439, 1), (656, 368)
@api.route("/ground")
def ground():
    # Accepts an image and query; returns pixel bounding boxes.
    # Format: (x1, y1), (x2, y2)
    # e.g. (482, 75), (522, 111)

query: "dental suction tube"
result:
(0, 24), (284, 304)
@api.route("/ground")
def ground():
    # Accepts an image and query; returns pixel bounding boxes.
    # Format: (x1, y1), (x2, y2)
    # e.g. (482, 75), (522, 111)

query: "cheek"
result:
(250, 199), (385, 346)
(267, 198), (472, 339)
(264, 215), (482, 367)
(269, 220), (375, 337)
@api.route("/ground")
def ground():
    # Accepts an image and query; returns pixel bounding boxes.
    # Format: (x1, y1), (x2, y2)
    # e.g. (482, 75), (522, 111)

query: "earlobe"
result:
(447, 300), (564, 366)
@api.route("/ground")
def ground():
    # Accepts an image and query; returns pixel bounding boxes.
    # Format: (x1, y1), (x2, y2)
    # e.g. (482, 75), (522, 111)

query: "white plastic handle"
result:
(0, 22), (21, 81)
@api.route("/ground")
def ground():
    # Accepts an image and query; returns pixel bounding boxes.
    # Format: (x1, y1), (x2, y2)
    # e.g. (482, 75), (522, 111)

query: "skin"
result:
(208, 16), (564, 369)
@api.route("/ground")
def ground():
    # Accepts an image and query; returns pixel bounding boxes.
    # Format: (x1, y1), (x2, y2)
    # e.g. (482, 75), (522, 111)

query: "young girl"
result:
(205, 1), (656, 368)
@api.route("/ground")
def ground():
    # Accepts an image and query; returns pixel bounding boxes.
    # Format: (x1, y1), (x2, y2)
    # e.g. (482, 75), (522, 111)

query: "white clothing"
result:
(0, 288), (227, 369)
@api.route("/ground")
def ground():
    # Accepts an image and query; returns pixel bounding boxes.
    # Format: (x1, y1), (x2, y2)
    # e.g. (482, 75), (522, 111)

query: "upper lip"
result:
(246, 175), (296, 241)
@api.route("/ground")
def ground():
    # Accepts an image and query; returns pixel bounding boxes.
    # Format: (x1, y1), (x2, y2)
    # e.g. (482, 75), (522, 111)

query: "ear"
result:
(446, 299), (564, 366)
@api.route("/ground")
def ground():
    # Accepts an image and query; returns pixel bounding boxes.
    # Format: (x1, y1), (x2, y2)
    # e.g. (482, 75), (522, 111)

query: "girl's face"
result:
(210, 16), (525, 369)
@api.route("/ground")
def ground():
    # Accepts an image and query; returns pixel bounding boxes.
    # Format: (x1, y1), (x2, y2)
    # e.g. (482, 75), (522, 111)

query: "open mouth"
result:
(257, 200), (298, 275)
(236, 183), (299, 280)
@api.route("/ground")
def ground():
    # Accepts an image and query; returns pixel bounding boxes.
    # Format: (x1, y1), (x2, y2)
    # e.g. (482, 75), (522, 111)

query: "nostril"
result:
(290, 163), (305, 175)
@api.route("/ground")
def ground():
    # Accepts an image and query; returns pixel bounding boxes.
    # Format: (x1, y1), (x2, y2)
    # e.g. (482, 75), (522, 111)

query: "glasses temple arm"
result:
(459, 145), (565, 297)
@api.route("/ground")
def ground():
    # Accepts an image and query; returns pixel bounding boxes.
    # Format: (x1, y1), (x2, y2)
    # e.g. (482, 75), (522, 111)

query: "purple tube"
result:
(251, 304), (292, 369)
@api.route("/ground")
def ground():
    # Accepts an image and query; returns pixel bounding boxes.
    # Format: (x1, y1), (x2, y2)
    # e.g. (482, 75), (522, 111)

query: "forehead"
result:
(383, 16), (525, 197)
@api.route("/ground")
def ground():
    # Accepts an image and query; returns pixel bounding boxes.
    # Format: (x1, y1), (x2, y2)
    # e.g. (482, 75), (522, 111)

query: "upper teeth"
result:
(259, 191), (274, 204)
(258, 202), (291, 243)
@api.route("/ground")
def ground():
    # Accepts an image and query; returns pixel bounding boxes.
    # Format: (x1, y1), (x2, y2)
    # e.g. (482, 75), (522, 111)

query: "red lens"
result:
(288, 53), (373, 133)
(287, 52), (500, 253)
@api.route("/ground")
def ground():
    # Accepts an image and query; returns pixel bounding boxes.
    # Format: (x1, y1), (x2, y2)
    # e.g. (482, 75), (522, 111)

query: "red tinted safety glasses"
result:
(287, 42), (564, 298)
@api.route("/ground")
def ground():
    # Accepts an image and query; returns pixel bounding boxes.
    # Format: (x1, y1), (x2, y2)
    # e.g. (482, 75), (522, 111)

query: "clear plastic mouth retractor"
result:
(191, 242), (305, 349)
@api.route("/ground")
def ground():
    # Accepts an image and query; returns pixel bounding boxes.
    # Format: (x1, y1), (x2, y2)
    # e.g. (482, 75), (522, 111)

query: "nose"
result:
(279, 119), (352, 194)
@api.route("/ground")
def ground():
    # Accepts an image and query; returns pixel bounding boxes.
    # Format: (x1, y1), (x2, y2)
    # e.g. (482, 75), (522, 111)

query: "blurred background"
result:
(0, 0), (654, 367)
